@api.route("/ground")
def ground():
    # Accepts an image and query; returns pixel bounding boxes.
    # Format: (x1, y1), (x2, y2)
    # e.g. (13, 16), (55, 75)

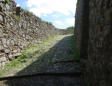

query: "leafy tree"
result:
(66, 26), (74, 30)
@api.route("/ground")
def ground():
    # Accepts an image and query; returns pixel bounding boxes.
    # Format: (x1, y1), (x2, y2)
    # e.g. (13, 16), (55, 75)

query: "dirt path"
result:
(0, 35), (82, 86)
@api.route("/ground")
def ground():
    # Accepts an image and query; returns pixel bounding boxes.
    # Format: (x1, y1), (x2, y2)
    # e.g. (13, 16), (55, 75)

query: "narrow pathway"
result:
(0, 35), (82, 86)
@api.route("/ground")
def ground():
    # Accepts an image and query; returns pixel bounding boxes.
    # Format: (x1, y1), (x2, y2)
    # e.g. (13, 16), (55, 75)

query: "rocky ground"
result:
(0, 35), (82, 86)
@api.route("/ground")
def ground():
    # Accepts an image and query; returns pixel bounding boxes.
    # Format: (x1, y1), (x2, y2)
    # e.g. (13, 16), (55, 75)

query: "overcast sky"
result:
(15, 0), (77, 29)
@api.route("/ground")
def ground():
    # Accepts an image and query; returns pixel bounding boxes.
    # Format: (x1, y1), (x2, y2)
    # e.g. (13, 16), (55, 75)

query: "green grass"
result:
(70, 35), (80, 61)
(0, 35), (78, 76)
(0, 56), (27, 76)
(20, 35), (58, 58)
(0, 35), (58, 76)
(14, 14), (20, 20)
(0, 59), (22, 76)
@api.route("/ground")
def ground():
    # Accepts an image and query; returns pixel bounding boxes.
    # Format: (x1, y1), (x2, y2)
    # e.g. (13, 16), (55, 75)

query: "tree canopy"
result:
(66, 26), (74, 30)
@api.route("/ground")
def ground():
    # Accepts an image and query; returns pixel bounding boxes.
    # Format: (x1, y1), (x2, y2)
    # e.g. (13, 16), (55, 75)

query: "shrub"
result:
(24, 9), (29, 13)
(5, 0), (10, 5)
(66, 26), (74, 30)
(14, 14), (20, 20)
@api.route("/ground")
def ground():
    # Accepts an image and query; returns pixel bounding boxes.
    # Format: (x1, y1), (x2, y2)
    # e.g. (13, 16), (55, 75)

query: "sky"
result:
(15, 0), (77, 29)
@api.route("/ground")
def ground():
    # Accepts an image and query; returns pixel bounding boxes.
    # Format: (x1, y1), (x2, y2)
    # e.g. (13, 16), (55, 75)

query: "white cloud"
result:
(65, 18), (75, 25)
(29, 8), (53, 16)
(54, 21), (63, 25)
(52, 14), (60, 18)
(16, 4), (20, 7)
(54, 18), (75, 29)
(27, 0), (77, 16)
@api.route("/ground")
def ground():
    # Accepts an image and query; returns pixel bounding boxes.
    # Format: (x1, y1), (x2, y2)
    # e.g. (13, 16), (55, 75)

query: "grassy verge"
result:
(70, 35), (80, 61)
(0, 35), (58, 76)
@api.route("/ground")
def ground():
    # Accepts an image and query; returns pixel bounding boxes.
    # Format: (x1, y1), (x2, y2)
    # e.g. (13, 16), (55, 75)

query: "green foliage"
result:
(16, 35), (58, 60)
(14, 14), (20, 20)
(20, 35), (58, 59)
(5, 0), (10, 5)
(46, 21), (52, 25)
(24, 9), (29, 13)
(0, 59), (20, 76)
(67, 26), (74, 30)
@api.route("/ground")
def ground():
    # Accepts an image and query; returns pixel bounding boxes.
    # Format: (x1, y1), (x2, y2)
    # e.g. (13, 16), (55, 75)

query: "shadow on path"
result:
(2, 35), (82, 86)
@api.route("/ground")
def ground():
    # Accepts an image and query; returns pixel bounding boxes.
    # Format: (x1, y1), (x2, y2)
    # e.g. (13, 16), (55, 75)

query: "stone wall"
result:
(75, 0), (112, 86)
(58, 29), (73, 35)
(0, 0), (72, 67)
(75, 0), (89, 59)
(75, 0), (83, 53)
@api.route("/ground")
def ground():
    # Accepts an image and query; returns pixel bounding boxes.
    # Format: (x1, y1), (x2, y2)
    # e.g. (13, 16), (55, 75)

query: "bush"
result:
(24, 9), (29, 13)
(5, 0), (10, 5)
(14, 14), (20, 20)
(66, 26), (74, 30)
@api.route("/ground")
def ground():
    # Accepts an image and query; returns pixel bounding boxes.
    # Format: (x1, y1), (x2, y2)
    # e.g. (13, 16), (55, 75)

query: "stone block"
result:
(5, 49), (10, 53)
(0, 15), (3, 22)
(0, 54), (6, 62)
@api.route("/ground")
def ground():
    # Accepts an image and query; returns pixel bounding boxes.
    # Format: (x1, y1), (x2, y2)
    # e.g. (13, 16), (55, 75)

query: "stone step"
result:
(0, 76), (82, 86)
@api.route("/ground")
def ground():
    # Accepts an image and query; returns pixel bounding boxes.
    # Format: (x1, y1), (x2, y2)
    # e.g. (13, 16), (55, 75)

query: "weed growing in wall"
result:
(5, 0), (10, 5)
(24, 9), (29, 13)
(14, 14), (20, 20)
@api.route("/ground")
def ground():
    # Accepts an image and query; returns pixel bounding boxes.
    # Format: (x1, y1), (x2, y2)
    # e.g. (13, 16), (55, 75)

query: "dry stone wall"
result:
(0, 0), (72, 67)
(75, 0), (84, 53)
(75, 0), (112, 86)
(75, 0), (89, 59)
